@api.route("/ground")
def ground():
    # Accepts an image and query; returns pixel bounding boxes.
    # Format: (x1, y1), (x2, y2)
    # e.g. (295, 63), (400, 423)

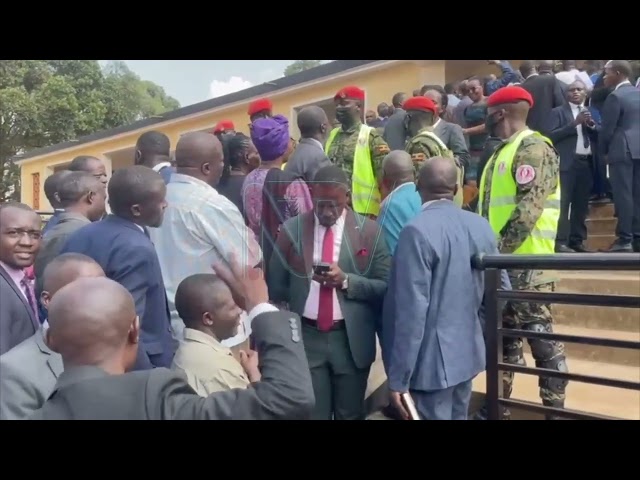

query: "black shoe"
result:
(603, 241), (633, 253)
(555, 244), (575, 253)
(568, 243), (593, 253)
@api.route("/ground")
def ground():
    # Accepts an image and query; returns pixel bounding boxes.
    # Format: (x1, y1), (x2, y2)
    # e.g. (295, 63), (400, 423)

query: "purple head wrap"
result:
(250, 114), (290, 162)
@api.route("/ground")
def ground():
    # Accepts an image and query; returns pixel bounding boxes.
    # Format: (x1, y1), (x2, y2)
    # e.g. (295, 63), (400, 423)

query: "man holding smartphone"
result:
(268, 165), (391, 420)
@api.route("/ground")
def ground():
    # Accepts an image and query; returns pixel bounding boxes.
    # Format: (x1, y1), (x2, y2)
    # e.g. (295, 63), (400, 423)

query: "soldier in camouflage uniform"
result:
(325, 85), (390, 215)
(474, 86), (568, 421)
(403, 96), (465, 206)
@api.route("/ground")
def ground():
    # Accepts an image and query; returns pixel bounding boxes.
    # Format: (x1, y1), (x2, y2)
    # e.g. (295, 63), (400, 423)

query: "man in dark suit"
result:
(421, 85), (471, 168)
(383, 92), (408, 151)
(285, 106), (332, 183)
(268, 165), (391, 420)
(34, 172), (106, 297)
(546, 80), (599, 252)
(61, 166), (175, 370)
(600, 60), (640, 252)
(520, 60), (566, 132)
(0, 203), (42, 355)
(29, 258), (314, 420)
(42, 171), (72, 236)
(135, 131), (175, 184)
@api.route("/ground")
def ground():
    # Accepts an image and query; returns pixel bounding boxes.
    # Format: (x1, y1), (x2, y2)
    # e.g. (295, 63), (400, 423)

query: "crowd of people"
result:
(0, 59), (638, 421)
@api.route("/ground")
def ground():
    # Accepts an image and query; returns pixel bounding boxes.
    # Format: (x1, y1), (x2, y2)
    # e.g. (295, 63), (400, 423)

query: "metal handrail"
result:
(475, 253), (640, 421)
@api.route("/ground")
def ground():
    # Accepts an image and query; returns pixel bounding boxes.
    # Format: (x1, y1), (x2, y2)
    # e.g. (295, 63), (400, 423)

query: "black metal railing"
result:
(472, 253), (640, 421)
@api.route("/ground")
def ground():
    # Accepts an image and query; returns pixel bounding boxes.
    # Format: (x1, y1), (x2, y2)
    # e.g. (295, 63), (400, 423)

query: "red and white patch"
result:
(515, 165), (536, 185)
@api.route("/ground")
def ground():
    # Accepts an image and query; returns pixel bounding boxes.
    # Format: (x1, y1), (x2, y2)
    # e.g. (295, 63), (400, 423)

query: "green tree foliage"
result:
(283, 60), (322, 77)
(0, 60), (180, 202)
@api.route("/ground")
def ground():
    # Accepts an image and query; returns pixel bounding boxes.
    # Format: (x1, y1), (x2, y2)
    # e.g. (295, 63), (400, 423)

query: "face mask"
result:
(335, 109), (350, 124)
(485, 112), (503, 137)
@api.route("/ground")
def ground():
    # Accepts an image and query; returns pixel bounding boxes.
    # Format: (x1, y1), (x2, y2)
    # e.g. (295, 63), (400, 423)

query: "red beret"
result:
(486, 86), (534, 108)
(213, 120), (235, 134)
(334, 86), (365, 102)
(403, 96), (437, 114)
(248, 98), (273, 117)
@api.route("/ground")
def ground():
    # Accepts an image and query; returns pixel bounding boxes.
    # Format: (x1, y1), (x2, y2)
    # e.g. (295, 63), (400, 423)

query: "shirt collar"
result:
(0, 260), (27, 285)
(171, 172), (218, 194)
(421, 198), (449, 210)
(183, 328), (232, 354)
(152, 162), (172, 172)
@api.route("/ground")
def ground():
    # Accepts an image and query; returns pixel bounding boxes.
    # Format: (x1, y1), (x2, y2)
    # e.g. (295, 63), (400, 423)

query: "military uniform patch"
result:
(498, 161), (507, 175)
(515, 165), (536, 184)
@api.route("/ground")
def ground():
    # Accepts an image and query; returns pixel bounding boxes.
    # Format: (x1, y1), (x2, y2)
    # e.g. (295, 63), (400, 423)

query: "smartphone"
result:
(313, 263), (331, 276)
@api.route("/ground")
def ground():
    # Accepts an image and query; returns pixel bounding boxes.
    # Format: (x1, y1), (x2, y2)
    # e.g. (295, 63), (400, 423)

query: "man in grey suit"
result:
(268, 165), (391, 420)
(382, 157), (500, 420)
(600, 60), (640, 252)
(284, 106), (331, 183)
(0, 203), (42, 355)
(383, 92), (408, 151)
(29, 257), (315, 420)
(421, 85), (471, 169)
(0, 253), (105, 420)
(34, 171), (106, 296)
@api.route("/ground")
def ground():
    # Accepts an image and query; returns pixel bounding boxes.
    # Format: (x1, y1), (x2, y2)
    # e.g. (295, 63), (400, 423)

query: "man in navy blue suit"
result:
(61, 166), (175, 370)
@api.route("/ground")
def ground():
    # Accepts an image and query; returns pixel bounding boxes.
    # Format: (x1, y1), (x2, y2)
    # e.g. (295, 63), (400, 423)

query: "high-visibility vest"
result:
(325, 125), (380, 216)
(477, 129), (561, 255)
(412, 130), (465, 207)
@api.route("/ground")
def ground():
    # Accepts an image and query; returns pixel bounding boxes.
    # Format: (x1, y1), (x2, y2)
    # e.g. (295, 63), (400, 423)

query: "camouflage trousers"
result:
(502, 282), (569, 418)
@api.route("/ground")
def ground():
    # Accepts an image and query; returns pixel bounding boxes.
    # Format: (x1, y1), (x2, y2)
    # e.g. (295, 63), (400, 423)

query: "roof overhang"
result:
(14, 59), (407, 166)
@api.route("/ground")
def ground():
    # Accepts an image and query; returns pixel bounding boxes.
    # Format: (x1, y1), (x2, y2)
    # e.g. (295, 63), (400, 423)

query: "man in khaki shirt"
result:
(171, 274), (260, 395)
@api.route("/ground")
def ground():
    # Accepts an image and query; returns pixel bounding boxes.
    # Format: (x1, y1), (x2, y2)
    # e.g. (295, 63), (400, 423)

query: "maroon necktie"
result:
(20, 274), (38, 317)
(317, 226), (334, 332)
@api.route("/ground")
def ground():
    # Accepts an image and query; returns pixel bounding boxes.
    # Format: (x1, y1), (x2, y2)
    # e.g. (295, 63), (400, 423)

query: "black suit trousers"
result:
(557, 155), (594, 245)
(609, 158), (640, 242)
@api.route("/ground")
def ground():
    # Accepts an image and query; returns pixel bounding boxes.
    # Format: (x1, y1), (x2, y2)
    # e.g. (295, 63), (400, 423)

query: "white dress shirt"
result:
(302, 210), (346, 321)
(149, 173), (262, 346)
(152, 162), (172, 172)
(569, 103), (592, 156)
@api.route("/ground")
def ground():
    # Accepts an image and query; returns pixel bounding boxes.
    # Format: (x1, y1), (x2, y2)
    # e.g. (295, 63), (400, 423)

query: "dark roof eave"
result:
(13, 60), (381, 163)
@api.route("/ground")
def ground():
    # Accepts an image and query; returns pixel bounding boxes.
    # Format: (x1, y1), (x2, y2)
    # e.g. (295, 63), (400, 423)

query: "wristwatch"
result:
(341, 274), (349, 290)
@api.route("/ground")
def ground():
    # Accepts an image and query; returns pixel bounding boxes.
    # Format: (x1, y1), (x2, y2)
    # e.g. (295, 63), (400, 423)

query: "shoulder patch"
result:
(515, 164), (536, 184)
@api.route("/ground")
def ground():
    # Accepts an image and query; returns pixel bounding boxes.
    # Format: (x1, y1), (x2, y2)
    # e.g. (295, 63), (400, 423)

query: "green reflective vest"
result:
(477, 129), (561, 255)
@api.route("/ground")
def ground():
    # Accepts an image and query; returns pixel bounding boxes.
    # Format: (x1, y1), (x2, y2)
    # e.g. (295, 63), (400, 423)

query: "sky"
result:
(99, 60), (331, 107)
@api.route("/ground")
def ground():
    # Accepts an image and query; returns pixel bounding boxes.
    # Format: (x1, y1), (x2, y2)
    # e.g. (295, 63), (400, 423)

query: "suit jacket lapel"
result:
(339, 209), (364, 272)
(0, 265), (38, 329)
(563, 103), (573, 124)
(35, 329), (63, 378)
(302, 212), (315, 279)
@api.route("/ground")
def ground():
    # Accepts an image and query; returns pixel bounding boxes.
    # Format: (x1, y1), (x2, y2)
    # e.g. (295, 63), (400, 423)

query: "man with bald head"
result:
(476, 86), (567, 420)
(377, 151), (421, 253)
(150, 131), (261, 347)
(171, 274), (260, 395)
(382, 156), (501, 420)
(0, 253), (104, 420)
(28, 258), (314, 420)
(600, 60), (640, 252)
(284, 105), (332, 183)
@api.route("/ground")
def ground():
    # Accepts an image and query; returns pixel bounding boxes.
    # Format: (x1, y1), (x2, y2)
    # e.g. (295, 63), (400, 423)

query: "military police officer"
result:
(325, 86), (390, 217)
(403, 96), (465, 207)
(475, 86), (568, 420)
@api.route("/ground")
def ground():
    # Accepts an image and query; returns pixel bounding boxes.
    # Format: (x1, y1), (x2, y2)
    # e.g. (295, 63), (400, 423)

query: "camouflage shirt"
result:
(326, 121), (390, 182)
(404, 127), (446, 175)
(480, 130), (560, 287)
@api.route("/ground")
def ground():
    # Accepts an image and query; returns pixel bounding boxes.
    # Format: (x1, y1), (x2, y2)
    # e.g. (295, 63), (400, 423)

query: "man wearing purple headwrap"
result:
(241, 115), (313, 270)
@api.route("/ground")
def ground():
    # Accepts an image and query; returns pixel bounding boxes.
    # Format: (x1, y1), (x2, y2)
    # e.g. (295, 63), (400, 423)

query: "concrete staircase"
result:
(366, 200), (640, 420)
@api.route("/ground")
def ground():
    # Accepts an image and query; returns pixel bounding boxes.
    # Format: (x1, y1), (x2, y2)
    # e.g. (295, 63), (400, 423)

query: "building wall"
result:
(18, 60), (477, 210)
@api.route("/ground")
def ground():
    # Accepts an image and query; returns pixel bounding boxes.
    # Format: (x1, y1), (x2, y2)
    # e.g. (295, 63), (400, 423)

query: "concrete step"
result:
(588, 201), (615, 220)
(473, 353), (640, 420)
(586, 216), (617, 236)
(521, 324), (640, 367)
(585, 233), (617, 251)
(550, 271), (640, 332)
